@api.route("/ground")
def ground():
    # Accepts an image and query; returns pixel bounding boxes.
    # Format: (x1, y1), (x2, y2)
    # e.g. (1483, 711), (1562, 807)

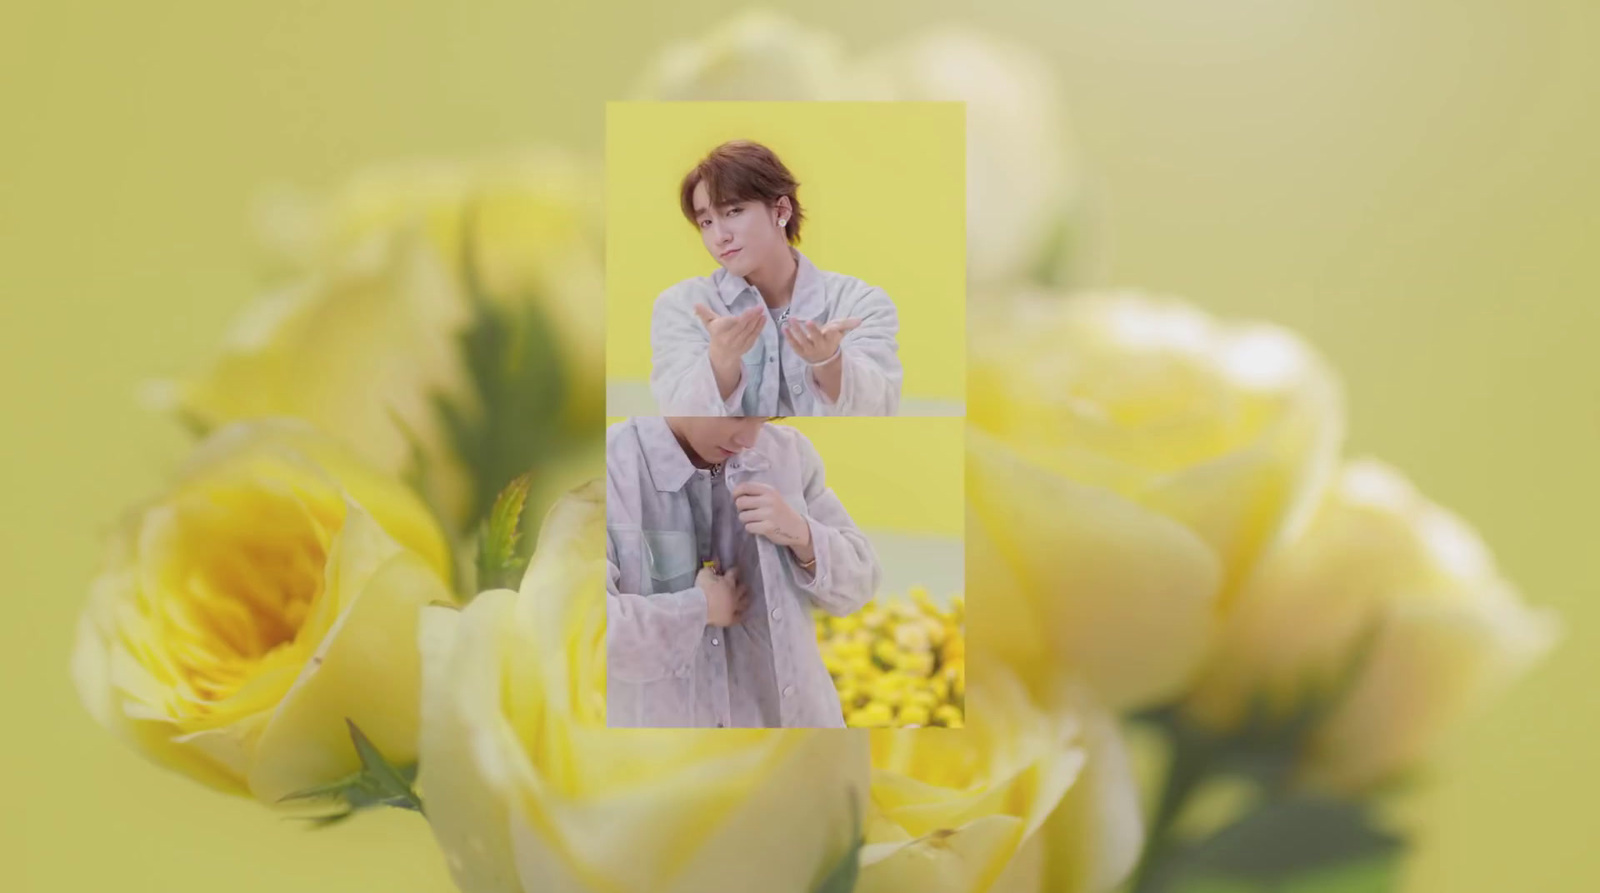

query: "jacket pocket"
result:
(642, 528), (698, 593)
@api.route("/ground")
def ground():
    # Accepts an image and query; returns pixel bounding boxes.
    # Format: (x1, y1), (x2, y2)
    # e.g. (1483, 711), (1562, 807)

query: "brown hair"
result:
(679, 140), (805, 243)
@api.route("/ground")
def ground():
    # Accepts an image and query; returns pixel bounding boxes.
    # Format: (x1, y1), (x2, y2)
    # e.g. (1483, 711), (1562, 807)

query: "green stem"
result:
(1127, 731), (1213, 893)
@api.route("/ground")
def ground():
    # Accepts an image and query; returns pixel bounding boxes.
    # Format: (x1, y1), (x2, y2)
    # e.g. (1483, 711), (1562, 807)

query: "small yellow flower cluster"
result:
(816, 588), (965, 728)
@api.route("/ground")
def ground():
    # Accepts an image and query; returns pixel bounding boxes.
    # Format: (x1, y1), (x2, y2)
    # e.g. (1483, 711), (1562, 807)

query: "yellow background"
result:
(777, 418), (962, 539)
(3, 2), (1597, 892)
(604, 101), (967, 406)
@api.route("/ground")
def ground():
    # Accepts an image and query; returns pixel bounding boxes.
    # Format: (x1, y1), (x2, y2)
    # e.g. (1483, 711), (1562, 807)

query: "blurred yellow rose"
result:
(159, 151), (607, 531)
(71, 420), (453, 803)
(1185, 459), (1558, 791)
(147, 228), (479, 525)
(632, 11), (1086, 288)
(255, 150), (605, 442)
(859, 669), (1141, 893)
(967, 293), (1344, 707)
(852, 27), (1084, 288)
(630, 9), (854, 100)
(417, 482), (869, 893)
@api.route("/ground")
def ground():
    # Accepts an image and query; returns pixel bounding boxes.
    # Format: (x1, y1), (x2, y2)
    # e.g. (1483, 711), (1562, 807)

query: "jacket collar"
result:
(711, 248), (826, 321)
(637, 418), (772, 491)
(637, 417), (696, 493)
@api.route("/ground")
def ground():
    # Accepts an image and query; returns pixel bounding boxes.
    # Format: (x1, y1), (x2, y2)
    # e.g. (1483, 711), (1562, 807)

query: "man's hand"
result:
(732, 482), (812, 555)
(699, 565), (749, 628)
(694, 304), (765, 401)
(693, 304), (765, 366)
(783, 317), (861, 366)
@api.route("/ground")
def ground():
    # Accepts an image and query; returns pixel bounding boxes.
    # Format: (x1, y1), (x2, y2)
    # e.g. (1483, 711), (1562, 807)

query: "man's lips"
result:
(719, 247), (742, 260)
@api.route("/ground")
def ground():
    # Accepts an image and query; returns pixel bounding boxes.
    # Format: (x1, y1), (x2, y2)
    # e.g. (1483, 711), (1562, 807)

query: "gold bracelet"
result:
(797, 554), (816, 570)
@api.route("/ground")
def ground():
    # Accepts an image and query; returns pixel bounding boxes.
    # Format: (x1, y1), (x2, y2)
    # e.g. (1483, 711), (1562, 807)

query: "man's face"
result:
(692, 180), (788, 279)
(674, 417), (769, 464)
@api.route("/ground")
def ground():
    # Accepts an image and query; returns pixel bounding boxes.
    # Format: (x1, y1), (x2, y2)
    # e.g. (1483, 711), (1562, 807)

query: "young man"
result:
(649, 140), (903, 416)
(605, 416), (881, 728)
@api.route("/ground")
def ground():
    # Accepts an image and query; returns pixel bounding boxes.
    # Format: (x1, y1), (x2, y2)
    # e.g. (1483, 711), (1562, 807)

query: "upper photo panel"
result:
(606, 101), (966, 417)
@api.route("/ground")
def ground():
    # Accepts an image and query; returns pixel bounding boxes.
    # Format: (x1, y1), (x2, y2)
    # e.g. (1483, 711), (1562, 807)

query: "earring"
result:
(778, 218), (787, 227)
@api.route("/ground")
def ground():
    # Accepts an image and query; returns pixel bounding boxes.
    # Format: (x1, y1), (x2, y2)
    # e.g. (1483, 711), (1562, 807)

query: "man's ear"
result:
(774, 196), (793, 220)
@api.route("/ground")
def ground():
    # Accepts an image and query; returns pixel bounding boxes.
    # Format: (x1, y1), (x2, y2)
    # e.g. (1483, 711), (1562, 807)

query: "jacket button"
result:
(771, 608), (782, 620)
(711, 637), (720, 646)
(791, 384), (802, 394)
(782, 685), (795, 698)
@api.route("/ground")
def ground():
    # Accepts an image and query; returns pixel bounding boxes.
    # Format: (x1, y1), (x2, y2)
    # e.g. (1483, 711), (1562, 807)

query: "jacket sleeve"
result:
(788, 434), (881, 616)
(606, 532), (709, 683)
(813, 285), (901, 416)
(649, 287), (744, 415)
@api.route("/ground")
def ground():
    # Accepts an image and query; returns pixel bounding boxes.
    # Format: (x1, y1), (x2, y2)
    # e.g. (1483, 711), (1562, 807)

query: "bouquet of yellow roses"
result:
(70, 13), (1556, 893)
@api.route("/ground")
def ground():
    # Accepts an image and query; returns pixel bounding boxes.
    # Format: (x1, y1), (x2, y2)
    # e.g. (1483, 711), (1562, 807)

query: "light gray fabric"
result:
(648, 249), (903, 416)
(765, 303), (797, 416)
(605, 417), (881, 728)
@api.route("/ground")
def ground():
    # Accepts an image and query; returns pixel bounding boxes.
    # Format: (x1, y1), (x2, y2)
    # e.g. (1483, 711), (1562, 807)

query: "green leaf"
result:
(432, 201), (580, 531)
(814, 791), (863, 893)
(1181, 795), (1403, 885)
(279, 719), (424, 823)
(1135, 621), (1387, 796)
(1281, 858), (1404, 893)
(1169, 858), (1404, 893)
(1128, 625), (1403, 893)
(345, 720), (421, 809)
(476, 473), (532, 592)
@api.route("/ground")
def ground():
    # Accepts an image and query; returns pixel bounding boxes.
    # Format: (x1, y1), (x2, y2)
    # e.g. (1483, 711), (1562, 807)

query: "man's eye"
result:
(699, 219), (711, 228)
(728, 207), (742, 216)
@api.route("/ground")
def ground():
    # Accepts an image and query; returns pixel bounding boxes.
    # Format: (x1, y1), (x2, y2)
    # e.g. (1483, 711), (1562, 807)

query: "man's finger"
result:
(790, 322), (815, 352)
(693, 304), (721, 327)
(806, 320), (823, 346)
(724, 566), (739, 586)
(828, 318), (864, 334)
